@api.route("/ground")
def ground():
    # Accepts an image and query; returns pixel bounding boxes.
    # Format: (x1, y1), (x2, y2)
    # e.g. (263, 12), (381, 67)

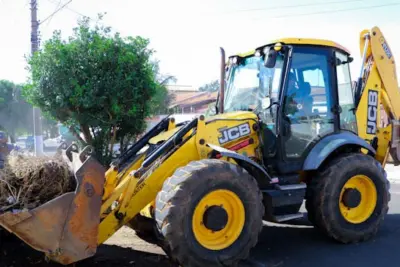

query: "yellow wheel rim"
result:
(339, 175), (377, 224)
(192, 189), (245, 250)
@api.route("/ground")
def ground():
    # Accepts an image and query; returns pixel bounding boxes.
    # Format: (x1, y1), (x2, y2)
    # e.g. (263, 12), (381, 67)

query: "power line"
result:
(46, 0), (116, 31)
(45, 0), (62, 26)
(39, 0), (72, 25)
(225, 0), (363, 14)
(46, 0), (91, 19)
(265, 2), (400, 19)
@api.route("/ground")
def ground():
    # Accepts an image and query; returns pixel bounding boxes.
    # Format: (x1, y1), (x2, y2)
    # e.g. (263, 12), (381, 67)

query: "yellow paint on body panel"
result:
(231, 38), (351, 59)
(369, 26), (400, 119)
(98, 135), (200, 244)
(266, 38), (350, 54)
(97, 111), (261, 244)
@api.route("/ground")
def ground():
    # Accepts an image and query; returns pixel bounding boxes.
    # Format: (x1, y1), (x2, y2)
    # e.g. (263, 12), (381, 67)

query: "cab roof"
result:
(235, 38), (350, 58)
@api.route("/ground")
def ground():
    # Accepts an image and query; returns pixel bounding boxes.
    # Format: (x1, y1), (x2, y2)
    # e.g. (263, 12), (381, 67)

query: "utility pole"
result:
(31, 0), (44, 156)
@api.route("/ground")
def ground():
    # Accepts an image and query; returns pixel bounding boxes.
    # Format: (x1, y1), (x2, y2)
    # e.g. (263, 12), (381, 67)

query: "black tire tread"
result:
(305, 153), (390, 243)
(155, 159), (264, 267)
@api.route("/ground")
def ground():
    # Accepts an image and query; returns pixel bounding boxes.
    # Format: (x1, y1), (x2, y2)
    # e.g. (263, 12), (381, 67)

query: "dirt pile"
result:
(0, 151), (76, 211)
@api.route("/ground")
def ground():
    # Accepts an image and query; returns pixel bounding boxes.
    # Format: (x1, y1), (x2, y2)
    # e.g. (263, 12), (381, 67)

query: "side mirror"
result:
(206, 103), (217, 117)
(261, 97), (271, 109)
(264, 48), (278, 68)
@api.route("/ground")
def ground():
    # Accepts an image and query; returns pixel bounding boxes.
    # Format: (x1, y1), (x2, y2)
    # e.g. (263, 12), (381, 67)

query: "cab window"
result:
(282, 47), (335, 158)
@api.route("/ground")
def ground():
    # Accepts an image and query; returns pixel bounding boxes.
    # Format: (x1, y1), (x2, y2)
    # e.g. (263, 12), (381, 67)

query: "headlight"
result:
(231, 57), (238, 64)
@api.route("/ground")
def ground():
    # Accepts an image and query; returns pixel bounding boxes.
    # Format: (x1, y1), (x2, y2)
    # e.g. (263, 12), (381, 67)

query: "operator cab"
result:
(223, 39), (357, 175)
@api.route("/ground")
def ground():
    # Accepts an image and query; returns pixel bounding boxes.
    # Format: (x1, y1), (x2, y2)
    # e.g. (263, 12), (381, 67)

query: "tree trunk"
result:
(9, 128), (16, 144)
(120, 136), (124, 154)
(90, 127), (97, 139)
(80, 124), (93, 143)
(109, 126), (117, 158)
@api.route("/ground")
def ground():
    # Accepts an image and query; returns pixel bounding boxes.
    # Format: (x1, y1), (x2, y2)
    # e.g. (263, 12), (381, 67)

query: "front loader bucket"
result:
(0, 143), (105, 265)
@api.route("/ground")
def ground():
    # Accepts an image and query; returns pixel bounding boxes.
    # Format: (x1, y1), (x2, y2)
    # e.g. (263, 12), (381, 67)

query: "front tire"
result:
(155, 159), (264, 267)
(126, 214), (159, 245)
(306, 153), (390, 243)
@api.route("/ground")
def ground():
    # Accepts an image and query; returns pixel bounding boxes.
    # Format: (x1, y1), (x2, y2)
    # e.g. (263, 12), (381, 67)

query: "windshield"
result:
(224, 53), (285, 113)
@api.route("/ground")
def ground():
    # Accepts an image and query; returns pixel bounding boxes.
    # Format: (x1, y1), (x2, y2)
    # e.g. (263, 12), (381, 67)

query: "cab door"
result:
(277, 46), (337, 172)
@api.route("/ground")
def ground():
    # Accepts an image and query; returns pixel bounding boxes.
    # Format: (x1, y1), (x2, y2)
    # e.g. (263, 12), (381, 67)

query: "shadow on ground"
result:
(250, 213), (400, 267)
(0, 232), (176, 267)
(1, 214), (400, 267)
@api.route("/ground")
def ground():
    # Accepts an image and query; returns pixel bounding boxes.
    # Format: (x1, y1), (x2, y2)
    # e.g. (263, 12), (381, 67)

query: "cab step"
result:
(275, 213), (304, 222)
(275, 183), (307, 191)
(261, 182), (306, 223)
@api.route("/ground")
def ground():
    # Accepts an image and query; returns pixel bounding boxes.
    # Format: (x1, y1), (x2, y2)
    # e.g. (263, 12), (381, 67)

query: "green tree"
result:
(199, 80), (219, 92)
(0, 80), (14, 131)
(24, 16), (168, 165)
(0, 80), (33, 142)
(148, 61), (176, 115)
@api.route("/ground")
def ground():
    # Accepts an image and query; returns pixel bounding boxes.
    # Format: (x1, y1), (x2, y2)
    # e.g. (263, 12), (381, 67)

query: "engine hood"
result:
(148, 111), (257, 145)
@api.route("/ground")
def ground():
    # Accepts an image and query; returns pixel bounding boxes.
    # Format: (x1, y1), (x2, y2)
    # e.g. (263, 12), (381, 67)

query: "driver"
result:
(287, 72), (299, 97)
(285, 72), (301, 115)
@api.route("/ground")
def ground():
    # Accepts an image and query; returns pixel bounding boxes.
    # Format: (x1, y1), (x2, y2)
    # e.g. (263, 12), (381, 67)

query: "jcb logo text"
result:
(218, 123), (251, 144)
(380, 36), (393, 59)
(367, 90), (378, 135)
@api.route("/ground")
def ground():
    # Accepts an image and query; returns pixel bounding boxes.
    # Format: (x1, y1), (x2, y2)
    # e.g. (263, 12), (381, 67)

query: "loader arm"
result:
(355, 26), (400, 166)
(0, 109), (261, 266)
(96, 112), (262, 244)
(97, 117), (201, 244)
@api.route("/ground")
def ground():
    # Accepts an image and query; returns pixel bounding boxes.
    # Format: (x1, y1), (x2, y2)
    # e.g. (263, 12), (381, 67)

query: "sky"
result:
(1, 0), (400, 88)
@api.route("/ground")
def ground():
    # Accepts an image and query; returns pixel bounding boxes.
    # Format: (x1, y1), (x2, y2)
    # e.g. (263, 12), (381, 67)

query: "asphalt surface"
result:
(245, 183), (400, 267)
(91, 182), (400, 267)
(2, 150), (400, 267)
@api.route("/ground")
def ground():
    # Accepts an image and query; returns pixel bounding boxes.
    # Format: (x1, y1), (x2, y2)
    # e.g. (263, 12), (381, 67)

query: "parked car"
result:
(43, 136), (62, 148)
(25, 136), (34, 151)
(60, 132), (79, 146)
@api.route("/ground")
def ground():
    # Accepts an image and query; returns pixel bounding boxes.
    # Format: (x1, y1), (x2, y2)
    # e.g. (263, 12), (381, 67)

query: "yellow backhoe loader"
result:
(1, 26), (399, 267)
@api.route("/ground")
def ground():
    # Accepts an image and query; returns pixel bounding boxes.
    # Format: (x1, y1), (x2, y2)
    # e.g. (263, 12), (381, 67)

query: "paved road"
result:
(12, 151), (400, 267)
(97, 172), (400, 267)
(2, 177), (400, 267)
(245, 182), (400, 267)
(100, 181), (400, 267)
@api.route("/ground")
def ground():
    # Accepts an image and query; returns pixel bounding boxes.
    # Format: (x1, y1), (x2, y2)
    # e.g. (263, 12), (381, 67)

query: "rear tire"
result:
(155, 159), (264, 267)
(305, 153), (390, 243)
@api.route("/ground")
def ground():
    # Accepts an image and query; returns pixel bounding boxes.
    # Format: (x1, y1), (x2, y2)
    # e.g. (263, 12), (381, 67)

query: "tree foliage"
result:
(0, 80), (33, 141)
(199, 79), (219, 92)
(149, 61), (176, 115)
(24, 16), (169, 165)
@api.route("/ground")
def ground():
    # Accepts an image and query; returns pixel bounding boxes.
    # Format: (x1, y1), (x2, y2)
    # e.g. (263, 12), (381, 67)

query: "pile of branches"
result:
(0, 151), (76, 212)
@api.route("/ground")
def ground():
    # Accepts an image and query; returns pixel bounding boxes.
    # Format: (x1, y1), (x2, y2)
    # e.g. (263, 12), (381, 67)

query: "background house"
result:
(144, 84), (218, 131)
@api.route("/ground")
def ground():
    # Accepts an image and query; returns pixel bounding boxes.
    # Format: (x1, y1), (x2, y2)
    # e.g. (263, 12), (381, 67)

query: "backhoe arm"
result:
(355, 26), (400, 166)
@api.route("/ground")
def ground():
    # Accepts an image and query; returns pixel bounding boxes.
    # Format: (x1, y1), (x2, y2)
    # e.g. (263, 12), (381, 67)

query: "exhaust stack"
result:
(219, 47), (226, 113)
